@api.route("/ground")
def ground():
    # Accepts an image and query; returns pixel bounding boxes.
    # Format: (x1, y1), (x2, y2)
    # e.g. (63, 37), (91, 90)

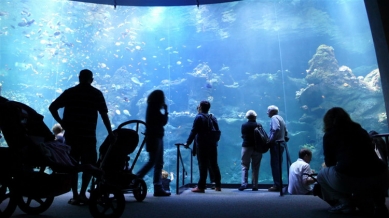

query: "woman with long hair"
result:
(136, 90), (170, 196)
(317, 107), (388, 216)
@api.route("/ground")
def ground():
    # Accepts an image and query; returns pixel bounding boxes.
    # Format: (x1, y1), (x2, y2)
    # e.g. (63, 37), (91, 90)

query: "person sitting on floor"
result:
(52, 123), (65, 143)
(161, 170), (174, 193)
(288, 148), (316, 195)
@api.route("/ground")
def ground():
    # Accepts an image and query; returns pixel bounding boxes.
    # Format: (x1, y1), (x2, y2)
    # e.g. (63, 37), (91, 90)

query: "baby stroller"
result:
(88, 120), (148, 218)
(0, 98), (101, 218)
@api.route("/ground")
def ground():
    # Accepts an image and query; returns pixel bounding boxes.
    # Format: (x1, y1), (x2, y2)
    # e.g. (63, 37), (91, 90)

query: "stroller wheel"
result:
(89, 188), (125, 218)
(133, 179), (147, 202)
(17, 194), (54, 215)
(0, 179), (18, 218)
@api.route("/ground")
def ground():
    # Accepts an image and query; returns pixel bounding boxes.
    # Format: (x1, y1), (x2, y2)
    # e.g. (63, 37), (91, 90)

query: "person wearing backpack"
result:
(239, 110), (263, 191)
(184, 100), (222, 193)
(267, 105), (288, 192)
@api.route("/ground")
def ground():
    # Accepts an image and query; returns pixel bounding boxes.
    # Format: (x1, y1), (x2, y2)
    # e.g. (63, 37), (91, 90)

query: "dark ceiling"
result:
(69, 0), (240, 7)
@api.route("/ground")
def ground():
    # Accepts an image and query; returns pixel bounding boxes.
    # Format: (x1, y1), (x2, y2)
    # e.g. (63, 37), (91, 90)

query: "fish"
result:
(123, 110), (131, 116)
(220, 65), (230, 72)
(115, 110), (121, 115)
(165, 46), (173, 50)
(131, 77), (143, 86)
(176, 61), (182, 65)
(224, 82), (239, 88)
(54, 31), (61, 36)
(18, 19), (35, 27)
(21, 10), (31, 16)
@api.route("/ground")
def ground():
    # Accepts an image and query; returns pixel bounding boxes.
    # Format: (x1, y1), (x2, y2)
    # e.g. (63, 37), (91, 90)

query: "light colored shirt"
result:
(269, 114), (286, 142)
(288, 158), (313, 195)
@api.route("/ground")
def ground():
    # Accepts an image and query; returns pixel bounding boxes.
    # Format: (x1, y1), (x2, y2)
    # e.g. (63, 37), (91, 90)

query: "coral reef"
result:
(363, 69), (382, 92)
(306, 44), (339, 85)
(294, 44), (387, 167)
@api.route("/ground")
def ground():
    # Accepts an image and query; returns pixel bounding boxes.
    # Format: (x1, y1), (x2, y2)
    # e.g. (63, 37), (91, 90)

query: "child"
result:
(52, 123), (65, 143)
(161, 170), (174, 193)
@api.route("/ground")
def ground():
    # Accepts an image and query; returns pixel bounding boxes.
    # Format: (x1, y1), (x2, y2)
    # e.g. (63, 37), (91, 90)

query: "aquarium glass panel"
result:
(0, 0), (386, 193)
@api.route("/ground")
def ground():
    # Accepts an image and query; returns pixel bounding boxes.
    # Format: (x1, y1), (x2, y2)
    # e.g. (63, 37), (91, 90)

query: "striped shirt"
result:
(50, 83), (108, 138)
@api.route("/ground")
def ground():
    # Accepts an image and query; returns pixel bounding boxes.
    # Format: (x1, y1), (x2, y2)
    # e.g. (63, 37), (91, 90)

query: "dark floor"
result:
(9, 188), (389, 218)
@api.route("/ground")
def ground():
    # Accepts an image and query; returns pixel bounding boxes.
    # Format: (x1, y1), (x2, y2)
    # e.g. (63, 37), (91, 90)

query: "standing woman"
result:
(136, 90), (170, 197)
(239, 110), (263, 191)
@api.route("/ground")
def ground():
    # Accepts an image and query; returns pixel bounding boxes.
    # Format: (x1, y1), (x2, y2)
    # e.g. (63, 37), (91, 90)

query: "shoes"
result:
(68, 197), (88, 206)
(328, 203), (355, 214)
(215, 187), (221, 191)
(238, 185), (247, 191)
(211, 182), (216, 189)
(252, 188), (258, 191)
(268, 186), (280, 192)
(191, 187), (205, 193)
(153, 189), (171, 197)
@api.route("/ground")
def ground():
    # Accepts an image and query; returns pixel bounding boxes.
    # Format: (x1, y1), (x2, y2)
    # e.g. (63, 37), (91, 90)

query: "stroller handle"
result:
(117, 120), (147, 130)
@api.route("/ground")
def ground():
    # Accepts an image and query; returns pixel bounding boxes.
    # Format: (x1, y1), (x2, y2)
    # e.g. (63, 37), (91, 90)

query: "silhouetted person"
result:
(49, 69), (113, 205)
(317, 107), (388, 216)
(135, 90), (171, 197)
(185, 100), (222, 193)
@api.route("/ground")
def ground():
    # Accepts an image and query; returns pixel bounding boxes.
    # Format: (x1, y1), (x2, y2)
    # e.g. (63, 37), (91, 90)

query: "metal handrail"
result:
(372, 133), (389, 164)
(175, 143), (193, 195)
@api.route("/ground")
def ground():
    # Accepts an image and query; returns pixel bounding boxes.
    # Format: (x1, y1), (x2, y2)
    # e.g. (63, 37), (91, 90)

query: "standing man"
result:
(288, 148), (316, 195)
(267, 105), (288, 192)
(49, 69), (114, 205)
(185, 101), (222, 193)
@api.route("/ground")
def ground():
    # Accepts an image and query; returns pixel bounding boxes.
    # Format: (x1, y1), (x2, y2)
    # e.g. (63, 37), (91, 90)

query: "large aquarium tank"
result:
(0, 0), (387, 193)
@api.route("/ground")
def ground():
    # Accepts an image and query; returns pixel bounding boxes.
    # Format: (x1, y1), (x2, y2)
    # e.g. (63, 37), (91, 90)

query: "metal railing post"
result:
(176, 144), (180, 195)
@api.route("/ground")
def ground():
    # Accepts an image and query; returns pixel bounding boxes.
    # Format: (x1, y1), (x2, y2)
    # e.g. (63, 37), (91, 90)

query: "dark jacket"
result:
(323, 123), (386, 177)
(186, 113), (219, 147)
(145, 103), (168, 138)
(241, 120), (258, 147)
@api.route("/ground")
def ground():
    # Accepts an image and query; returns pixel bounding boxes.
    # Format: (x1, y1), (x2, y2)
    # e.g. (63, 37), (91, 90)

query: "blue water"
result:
(0, 0), (386, 193)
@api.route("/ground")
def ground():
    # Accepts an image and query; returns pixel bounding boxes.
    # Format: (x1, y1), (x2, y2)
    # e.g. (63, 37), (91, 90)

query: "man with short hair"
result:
(185, 100), (222, 193)
(49, 69), (114, 205)
(267, 105), (288, 192)
(288, 148), (316, 195)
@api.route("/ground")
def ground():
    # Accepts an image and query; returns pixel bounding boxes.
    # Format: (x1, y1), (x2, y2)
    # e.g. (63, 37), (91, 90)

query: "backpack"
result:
(200, 114), (221, 144)
(254, 124), (269, 153)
